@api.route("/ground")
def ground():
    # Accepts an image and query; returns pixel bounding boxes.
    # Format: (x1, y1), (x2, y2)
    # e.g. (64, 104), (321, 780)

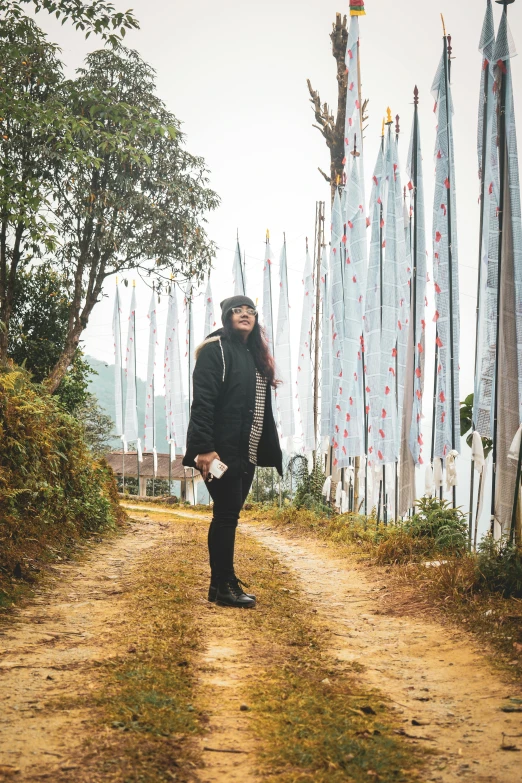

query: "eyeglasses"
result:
(231, 307), (257, 316)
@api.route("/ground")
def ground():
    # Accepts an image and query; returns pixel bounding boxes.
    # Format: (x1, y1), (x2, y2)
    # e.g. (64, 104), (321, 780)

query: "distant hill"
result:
(87, 356), (169, 453)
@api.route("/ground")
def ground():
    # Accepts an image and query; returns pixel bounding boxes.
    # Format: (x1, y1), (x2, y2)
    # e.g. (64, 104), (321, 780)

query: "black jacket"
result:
(183, 329), (283, 477)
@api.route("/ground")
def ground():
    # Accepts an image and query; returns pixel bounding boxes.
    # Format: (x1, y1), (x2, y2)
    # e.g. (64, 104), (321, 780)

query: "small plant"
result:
(288, 454), (329, 513)
(404, 497), (468, 555)
(476, 536), (522, 598)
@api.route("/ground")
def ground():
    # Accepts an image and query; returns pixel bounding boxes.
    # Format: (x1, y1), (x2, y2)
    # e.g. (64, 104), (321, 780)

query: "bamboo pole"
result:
(411, 88), (420, 516)
(491, 3), (510, 532)
(469, 46), (491, 547)
(442, 30), (457, 509)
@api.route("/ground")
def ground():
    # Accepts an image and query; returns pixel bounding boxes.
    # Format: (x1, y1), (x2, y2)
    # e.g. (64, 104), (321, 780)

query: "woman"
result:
(183, 295), (283, 608)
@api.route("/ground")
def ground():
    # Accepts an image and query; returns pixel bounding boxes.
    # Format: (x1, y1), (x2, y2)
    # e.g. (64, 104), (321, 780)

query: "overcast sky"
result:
(32, 0), (522, 523)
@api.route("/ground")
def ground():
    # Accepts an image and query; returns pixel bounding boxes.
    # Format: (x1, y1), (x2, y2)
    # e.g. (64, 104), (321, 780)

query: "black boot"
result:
(216, 578), (256, 608)
(208, 577), (255, 603)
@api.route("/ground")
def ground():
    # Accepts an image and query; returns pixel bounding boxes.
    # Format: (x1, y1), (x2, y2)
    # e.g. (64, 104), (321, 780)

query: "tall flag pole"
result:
(124, 282), (142, 492)
(334, 136), (366, 469)
(144, 287), (159, 481)
(112, 278), (126, 490)
(431, 18), (460, 508)
(275, 235), (295, 446)
(471, 0), (496, 542)
(204, 275), (216, 338)
(379, 110), (409, 519)
(320, 242), (332, 451)
(346, 0), (367, 512)
(164, 280), (187, 463)
(184, 283), (195, 407)
(297, 240), (315, 452)
(262, 231), (275, 354)
(232, 234), (246, 296)
(399, 87), (427, 516)
(364, 131), (385, 516)
(488, 0), (522, 538)
(185, 282), (196, 504)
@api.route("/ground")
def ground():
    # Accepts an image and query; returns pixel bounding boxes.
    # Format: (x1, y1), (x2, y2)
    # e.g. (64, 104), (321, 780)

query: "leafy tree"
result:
(0, 14), (74, 362)
(47, 46), (219, 391)
(9, 263), (72, 381)
(8, 262), (91, 412)
(0, 1), (139, 45)
(0, 15), (219, 392)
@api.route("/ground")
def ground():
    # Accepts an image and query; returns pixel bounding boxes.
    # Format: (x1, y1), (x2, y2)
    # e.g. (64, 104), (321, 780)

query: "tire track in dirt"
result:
(195, 623), (259, 783)
(246, 521), (522, 783)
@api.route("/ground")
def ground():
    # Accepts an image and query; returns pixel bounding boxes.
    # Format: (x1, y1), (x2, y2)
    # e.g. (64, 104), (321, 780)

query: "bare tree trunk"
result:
(307, 13), (348, 204)
(307, 12), (368, 515)
(0, 220), (24, 364)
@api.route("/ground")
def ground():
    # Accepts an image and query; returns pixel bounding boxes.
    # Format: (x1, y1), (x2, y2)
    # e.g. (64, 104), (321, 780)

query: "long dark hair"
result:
(223, 316), (279, 389)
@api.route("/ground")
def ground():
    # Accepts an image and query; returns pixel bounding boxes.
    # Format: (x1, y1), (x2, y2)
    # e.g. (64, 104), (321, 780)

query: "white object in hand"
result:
(194, 456), (228, 480)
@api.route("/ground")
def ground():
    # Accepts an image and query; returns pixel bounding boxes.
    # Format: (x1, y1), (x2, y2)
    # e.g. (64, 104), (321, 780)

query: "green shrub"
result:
(374, 498), (468, 564)
(476, 536), (522, 598)
(404, 497), (468, 554)
(289, 454), (328, 512)
(0, 366), (124, 606)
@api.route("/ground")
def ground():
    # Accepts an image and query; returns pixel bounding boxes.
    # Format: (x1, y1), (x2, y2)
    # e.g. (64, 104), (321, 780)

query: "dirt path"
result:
(0, 518), (164, 779)
(2, 505), (521, 782)
(196, 621), (259, 782)
(0, 510), (260, 783)
(246, 520), (522, 783)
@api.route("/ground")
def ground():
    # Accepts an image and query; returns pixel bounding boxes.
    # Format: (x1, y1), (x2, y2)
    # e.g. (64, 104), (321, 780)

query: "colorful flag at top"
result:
(349, 0), (365, 16)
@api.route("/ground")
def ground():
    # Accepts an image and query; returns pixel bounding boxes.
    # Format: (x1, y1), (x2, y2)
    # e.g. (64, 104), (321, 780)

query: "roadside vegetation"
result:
(0, 366), (125, 611)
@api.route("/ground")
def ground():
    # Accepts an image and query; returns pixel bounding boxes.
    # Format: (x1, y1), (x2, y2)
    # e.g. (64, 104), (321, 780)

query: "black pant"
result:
(206, 463), (255, 584)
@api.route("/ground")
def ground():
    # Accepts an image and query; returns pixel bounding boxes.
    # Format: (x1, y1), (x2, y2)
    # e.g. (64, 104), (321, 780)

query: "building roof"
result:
(105, 452), (201, 480)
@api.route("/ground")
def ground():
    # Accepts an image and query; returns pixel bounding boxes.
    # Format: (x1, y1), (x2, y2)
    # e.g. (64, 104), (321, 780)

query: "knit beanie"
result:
(220, 295), (257, 325)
